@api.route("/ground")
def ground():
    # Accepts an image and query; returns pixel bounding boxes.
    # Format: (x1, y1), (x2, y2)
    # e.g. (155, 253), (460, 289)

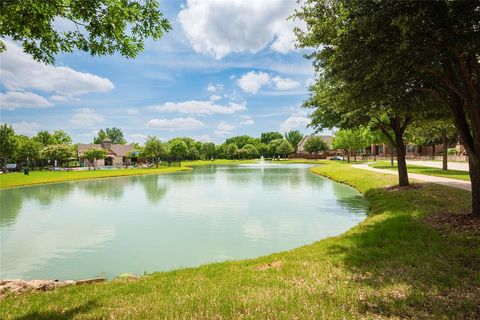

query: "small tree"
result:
(332, 129), (366, 163)
(241, 144), (259, 159)
(304, 136), (329, 159)
(82, 147), (107, 169)
(0, 124), (17, 172)
(201, 142), (216, 160)
(141, 136), (169, 167)
(285, 130), (304, 150)
(41, 144), (75, 167)
(277, 140), (294, 160)
(268, 139), (284, 158)
(15, 136), (42, 168)
(169, 139), (188, 161)
(226, 143), (238, 160)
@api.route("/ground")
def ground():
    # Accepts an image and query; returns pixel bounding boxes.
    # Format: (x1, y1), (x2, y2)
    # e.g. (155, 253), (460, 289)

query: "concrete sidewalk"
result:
(352, 164), (471, 191)
(405, 160), (469, 171)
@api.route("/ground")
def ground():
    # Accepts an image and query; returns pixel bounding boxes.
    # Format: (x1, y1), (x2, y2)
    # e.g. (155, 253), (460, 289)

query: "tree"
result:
(226, 143), (238, 160)
(1, 0), (171, 64)
(15, 136), (42, 164)
(277, 140), (294, 159)
(41, 144), (75, 166)
(295, 0), (480, 214)
(304, 136), (329, 159)
(269, 139), (284, 158)
(201, 142), (216, 160)
(82, 148), (107, 169)
(34, 130), (56, 146)
(188, 146), (200, 160)
(332, 130), (367, 163)
(141, 136), (168, 167)
(52, 130), (72, 145)
(225, 135), (258, 149)
(285, 130), (304, 150)
(169, 139), (188, 161)
(406, 119), (458, 170)
(256, 143), (269, 157)
(241, 144), (259, 159)
(260, 132), (283, 144)
(0, 124), (17, 172)
(93, 128), (126, 144)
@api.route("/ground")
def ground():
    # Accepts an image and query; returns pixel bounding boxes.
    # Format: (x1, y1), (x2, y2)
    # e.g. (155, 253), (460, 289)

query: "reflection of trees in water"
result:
(0, 183), (75, 226)
(79, 178), (130, 199)
(141, 175), (168, 204)
(261, 168), (303, 190)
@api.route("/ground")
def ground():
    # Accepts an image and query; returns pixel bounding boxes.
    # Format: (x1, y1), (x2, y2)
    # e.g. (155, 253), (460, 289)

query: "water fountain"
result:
(260, 155), (265, 165)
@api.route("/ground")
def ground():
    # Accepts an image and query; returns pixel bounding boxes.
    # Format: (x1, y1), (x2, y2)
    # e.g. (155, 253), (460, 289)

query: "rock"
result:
(0, 279), (76, 298)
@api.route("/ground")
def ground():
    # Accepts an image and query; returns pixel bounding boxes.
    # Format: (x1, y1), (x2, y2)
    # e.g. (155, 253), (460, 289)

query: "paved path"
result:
(351, 164), (471, 191)
(405, 160), (469, 172)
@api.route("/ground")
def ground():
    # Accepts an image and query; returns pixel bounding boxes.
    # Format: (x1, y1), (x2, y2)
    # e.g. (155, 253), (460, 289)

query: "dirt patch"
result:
(423, 213), (480, 235)
(254, 261), (283, 271)
(384, 184), (424, 192)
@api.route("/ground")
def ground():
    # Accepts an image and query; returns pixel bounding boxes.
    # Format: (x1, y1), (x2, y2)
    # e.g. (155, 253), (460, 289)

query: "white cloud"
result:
(194, 134), (212, 142)
(272, 76), (301, 90)
(209, 95), (222, 102)
(237, 71), (270, 94)
(178, 0), (301, 59)
(125, 108), (141, 115)
(146, 117), (204, 131)
(150, 100), (246, 115)
(70, 108), (104, 126)
(280, 116), (310, 132)
(239, 115), (254, 126)
(207, 83), (223, 92)
(12, 121), (43, 136)
(214, 121), (235, 137)
(128, 133), (148, 143)
(1, 41), (114, 98)
(0, 91), (52, 110)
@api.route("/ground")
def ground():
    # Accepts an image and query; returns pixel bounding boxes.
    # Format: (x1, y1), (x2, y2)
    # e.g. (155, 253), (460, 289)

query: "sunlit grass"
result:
(370, 161), (470, 181)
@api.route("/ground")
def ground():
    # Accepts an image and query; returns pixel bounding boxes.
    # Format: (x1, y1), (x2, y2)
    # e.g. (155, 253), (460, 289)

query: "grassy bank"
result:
(370, 161), (470, 181)
(0, 167), (190, 189)
(1, 163), (478, 319)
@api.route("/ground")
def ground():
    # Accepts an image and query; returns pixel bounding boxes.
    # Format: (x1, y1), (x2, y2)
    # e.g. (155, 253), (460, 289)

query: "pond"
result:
(0, 164), (368, 280)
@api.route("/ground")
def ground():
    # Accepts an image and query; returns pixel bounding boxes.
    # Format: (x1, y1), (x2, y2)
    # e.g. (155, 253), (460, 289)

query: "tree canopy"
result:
(285, 130), (304, 150)
(94, 128), (126, 144)
(0, 0), (171, 64)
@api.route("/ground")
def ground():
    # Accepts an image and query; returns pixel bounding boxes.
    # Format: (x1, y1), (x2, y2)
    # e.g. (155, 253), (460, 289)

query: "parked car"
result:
(330, 156), (344, 161)
(5, 163), (19, 172)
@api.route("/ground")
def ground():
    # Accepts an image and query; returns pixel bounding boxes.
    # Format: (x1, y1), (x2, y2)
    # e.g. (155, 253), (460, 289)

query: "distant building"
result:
(77, 138), (134, 167)
(297, 135), (334, 153)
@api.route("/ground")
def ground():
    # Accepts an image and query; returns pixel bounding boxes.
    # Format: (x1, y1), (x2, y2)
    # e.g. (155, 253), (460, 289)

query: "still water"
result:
(0, 164), (367, 280)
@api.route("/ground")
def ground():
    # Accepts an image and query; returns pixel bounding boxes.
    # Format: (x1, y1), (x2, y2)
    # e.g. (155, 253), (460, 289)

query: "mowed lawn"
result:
(0, 167), (190, 189)
(370, 161), (471, 181)
(1, 163), (478, 319)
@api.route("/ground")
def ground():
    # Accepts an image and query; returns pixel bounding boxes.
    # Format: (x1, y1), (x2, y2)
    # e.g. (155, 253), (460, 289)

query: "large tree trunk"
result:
(470, 157), (480, 216)
(391, 117), (411, 186)
(442, 133), (448, 171)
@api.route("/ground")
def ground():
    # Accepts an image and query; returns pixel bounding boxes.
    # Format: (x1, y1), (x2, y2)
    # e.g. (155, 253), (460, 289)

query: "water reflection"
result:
(1, 164), (368, 280)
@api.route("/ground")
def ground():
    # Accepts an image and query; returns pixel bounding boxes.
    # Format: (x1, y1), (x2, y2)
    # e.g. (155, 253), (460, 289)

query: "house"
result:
(77, 138), (134, 167)
(297, 135), (334, 153)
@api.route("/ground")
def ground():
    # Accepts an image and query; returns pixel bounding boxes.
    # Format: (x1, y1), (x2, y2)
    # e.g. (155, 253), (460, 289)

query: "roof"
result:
(297, 135), (334, 152)
(77, 143), (134, 157)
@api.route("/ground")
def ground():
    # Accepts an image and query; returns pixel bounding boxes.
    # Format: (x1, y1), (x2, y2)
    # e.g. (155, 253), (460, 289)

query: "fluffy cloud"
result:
(237, 71), (270, 94)
(214, 121), (235, 137)
(207, 83), (223, 92)
(178, 0), (301, 59)
(237, 71), (301, 93)
(1, 41), (114, 98)
(12, 121), (43, 136)
(209, 95), (222, 102)
(272, 76), (301, 90)
(280, 115), (310, 132)
(150, 100), (246, 115)
(70, 108), (104, 126)
(239, 115), (254, 126)
(0, 91), (52, 110)
(128, 133), (148, 143)
(146, 117), (204, 131)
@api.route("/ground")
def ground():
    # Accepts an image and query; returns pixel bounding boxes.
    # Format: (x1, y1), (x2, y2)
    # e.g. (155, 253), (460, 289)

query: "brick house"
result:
(77, 138), (134, 167)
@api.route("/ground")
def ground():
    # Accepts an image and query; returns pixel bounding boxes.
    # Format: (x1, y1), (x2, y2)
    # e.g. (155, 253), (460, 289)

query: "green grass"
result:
(1, 162), (478, 319)
(370, 161), (470, 181)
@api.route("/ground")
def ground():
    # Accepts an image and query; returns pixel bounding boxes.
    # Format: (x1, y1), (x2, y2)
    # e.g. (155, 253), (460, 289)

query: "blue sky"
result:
(1, 0), (320, 144)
